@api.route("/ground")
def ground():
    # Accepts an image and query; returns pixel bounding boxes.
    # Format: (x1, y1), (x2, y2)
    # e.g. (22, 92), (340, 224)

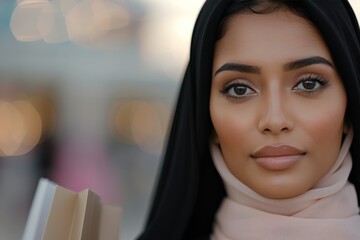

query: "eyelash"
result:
(292, 74), (329, 94)
(219, 74), (329, 100)
(220, 80), (256, 101)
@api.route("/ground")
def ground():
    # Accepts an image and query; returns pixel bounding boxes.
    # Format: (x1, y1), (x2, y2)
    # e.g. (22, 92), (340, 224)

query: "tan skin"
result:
(210, 9), (347, 199)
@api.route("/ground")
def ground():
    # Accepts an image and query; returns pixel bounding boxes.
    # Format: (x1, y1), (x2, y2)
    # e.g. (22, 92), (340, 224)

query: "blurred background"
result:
(0, 0), (359, 239)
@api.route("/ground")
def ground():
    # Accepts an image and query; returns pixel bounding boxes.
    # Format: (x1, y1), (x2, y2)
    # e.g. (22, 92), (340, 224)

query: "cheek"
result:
(210, 103), (253, 180)
(293, 93), (347, 177)
(210, 100), (255, 146)
(295, 96), (346, 144)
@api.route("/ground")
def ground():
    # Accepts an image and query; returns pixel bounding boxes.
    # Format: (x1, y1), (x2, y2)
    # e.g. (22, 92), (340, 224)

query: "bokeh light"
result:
(66, 0), (131, 47)
(12, 100), (42, 156)
(0, 100), (26, 156)
(10, 0), (50, 42)
(11, 0), (132, 47)
(111, 100), (171, 155)
(138, 0), (204, 79)
(38, 2), (69, 43)
(0, 100), (42, 157)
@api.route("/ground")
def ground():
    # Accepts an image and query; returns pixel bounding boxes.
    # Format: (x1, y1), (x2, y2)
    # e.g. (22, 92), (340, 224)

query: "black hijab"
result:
(137, 0), (360, 239)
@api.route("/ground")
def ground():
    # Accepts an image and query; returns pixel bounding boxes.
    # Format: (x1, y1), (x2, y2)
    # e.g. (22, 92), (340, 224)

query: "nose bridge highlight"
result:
(258, 89), (292, 134)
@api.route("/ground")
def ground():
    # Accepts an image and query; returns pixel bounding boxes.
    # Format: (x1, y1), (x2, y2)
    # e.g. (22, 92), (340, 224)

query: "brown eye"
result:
(302, 80), (317, 90)
(293, 75), (328, 93)
(222, 83), (256, 98)
(233, 85), (248, 95)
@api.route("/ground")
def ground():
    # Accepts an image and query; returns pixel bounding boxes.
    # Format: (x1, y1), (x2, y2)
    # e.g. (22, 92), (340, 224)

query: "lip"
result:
(251, 145), (305, 171)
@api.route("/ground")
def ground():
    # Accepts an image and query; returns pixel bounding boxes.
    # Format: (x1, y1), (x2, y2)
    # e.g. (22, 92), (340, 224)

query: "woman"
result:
(137, 0), (360, 239)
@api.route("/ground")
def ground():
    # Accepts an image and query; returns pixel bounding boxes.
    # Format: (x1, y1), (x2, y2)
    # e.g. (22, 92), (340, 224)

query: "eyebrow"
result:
(214, 56), (334, 76)
(214, 63), (261, 75)
(284, 56), (334, 71)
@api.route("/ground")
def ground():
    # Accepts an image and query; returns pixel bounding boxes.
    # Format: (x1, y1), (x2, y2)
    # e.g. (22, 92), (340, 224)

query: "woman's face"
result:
(210, 9), (347, 199)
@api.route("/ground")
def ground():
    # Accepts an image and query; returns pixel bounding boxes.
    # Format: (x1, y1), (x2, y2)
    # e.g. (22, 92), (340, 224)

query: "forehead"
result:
(213, 10), (332, 68)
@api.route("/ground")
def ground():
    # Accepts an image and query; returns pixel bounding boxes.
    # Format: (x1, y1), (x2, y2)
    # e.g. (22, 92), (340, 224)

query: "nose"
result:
(257, 91), (294, 135)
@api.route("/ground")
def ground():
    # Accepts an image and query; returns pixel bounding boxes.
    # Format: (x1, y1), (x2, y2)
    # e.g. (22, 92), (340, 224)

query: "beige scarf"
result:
(211, 130), (360, 240)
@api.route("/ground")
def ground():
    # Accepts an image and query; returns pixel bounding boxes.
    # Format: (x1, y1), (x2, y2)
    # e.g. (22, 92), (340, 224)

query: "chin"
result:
(253, 184), (310, 199)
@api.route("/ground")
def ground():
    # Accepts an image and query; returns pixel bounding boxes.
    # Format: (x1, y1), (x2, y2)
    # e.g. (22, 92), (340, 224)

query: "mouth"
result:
(251, 145), (306, 171)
